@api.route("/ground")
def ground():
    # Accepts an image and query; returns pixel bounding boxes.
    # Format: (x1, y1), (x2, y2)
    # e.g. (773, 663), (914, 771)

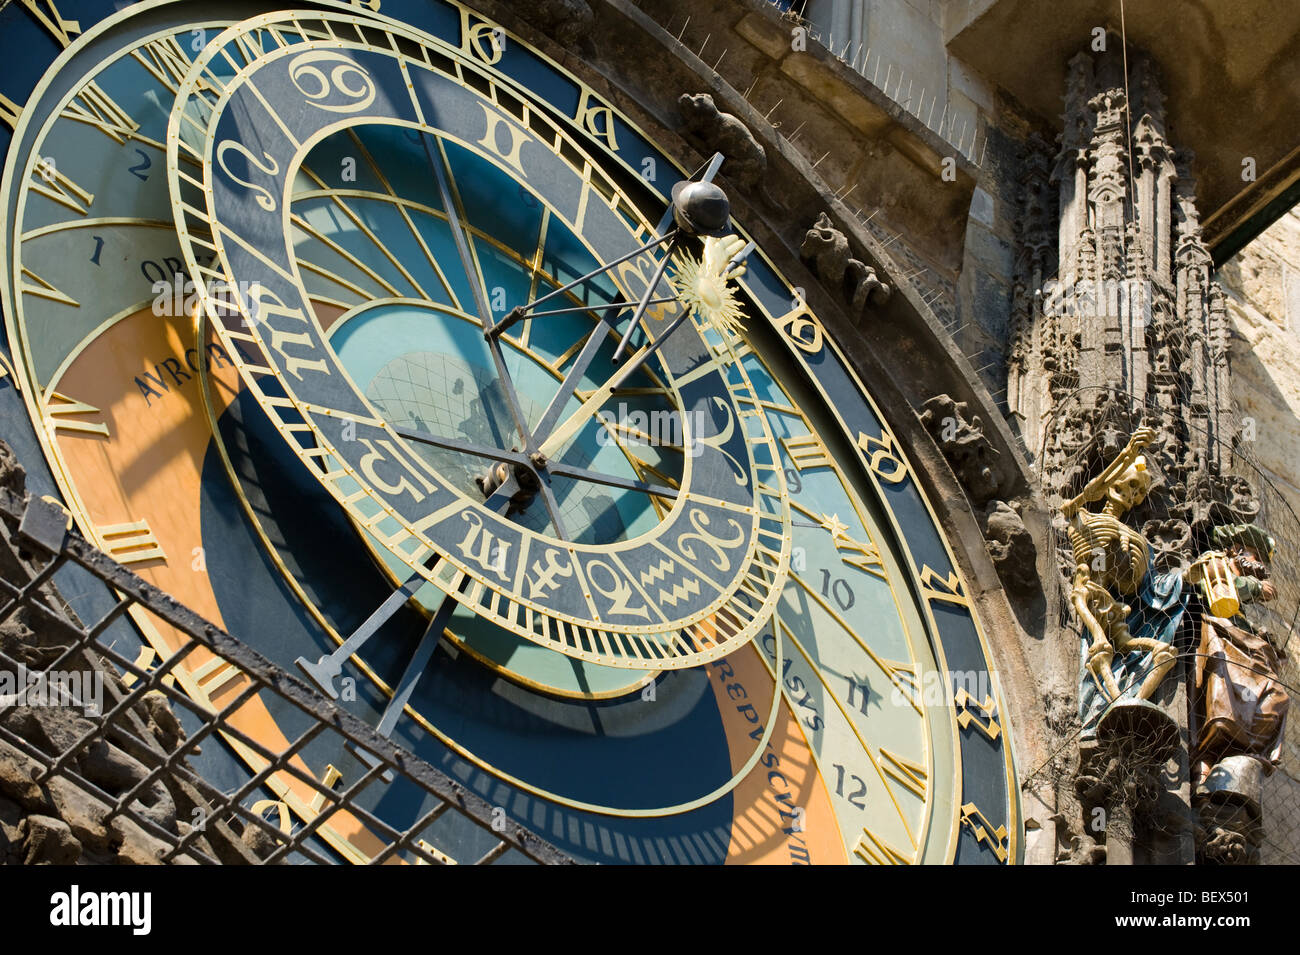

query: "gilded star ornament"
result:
(819, 513), (850, 539)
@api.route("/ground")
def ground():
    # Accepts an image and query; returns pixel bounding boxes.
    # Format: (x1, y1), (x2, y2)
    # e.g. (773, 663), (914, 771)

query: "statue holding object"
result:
(1063, 426), (1179, 718)
(1190, 523), (1290, 779)
(1187, 522), (1291, 863)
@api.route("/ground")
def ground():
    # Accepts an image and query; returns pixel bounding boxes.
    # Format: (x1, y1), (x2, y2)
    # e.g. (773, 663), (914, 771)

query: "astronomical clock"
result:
(0, 0), (1019, 863)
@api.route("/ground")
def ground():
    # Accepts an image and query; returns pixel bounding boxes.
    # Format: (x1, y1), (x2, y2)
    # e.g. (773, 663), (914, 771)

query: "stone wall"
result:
(1219, 208), (1300, 518)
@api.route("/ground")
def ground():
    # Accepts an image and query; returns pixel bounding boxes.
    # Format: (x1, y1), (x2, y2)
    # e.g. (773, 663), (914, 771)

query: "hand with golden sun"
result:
(671, 234), (750, 339)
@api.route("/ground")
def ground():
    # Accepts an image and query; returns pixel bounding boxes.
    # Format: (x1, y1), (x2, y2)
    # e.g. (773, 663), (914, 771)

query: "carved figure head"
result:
(1107, 455), (1153, 511)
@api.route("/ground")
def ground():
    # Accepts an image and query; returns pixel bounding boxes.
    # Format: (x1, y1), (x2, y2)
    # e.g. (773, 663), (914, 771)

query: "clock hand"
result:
(494, 153), (729, 435)
(609, 232), (681, 364)
(392, 427), (533, 466)
(421, 132), (535, 457)
(536, 306), (695, 461)
(345, 580), (464, 780)
(544, 461), (678, 499)
(486, 232), (678, 341)
(608, 171), (743, 366)
(393, 422), (675, 498)
(519, 296), (677, 322)
(294, 476), (520, 698)
(529, 311), (615, 449)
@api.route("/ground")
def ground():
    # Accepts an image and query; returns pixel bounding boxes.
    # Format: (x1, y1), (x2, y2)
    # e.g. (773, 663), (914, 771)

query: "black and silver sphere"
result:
(670, 179), (731, 237)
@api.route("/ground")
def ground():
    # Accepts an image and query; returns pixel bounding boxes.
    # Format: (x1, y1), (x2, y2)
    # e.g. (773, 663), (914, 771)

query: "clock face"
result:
(0, 0), (1018, 864)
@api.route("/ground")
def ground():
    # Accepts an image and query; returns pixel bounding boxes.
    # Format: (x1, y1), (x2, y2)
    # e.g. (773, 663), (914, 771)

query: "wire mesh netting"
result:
(0, 484), (574, 866)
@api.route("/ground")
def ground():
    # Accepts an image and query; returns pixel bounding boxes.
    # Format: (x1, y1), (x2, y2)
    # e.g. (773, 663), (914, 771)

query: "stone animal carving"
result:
(980, 500), (1037, 590)
(676, 93), (766, 189)
(516, 0), (594, 48)
(919, 394), (1002, 504)
(1061, 426), (1176, 702)
(800, 213), (891, 314)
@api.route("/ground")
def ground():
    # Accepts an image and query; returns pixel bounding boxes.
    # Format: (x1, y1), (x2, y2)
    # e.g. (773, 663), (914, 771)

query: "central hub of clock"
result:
(326, 299), (678, 548)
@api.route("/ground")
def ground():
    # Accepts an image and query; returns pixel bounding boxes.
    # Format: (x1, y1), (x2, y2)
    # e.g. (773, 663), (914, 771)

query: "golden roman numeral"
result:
(19, 0), (81, 48)
(46, 392), (109, 437)
(0, 91), (22, 131)
(62, 81), (139, 144)
(880, 748), (927, 801)
(782, 433), (832, 471)
(876, 656), (921, 714)
(307, 764), (344, 814)
(120, 645), (176, 689)
(191, 655), (244, 702)
(98, 520), (166, 565)
(230, 31), (269, 68)
(21, 267), (78, 307)
(30, 157), (94, 216)
(477, 104), (529, 176)
(824, 521), (886, 582)
(132, 36), (198, 96)
(853, 827), (912, 865)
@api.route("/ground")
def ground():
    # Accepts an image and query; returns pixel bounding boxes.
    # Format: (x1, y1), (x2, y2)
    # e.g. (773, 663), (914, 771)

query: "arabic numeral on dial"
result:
(833, 764), (868, 809)
(846, 677), (869, 715)
(127, 148), (151, 181)
(783, 466), (802, 494)
(819, 568), (854, 611)
(89, 235), (104, 266)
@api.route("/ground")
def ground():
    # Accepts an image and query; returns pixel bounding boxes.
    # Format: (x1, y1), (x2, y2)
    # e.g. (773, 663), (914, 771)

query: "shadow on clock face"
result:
(199, 387), (741, 862)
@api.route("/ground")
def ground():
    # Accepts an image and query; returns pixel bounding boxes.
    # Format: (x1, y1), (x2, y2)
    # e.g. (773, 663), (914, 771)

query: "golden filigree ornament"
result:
(671, 234), (749, 340)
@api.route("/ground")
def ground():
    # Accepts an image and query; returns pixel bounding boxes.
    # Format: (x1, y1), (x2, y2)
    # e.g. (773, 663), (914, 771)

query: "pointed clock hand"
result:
(294, 475), (520, 698)
(487, 232), (679, 340)
(493, 152), (728, 435)
(346, 579), (464, 779)
(609, 232), (680, 364)
(533, 236), (755, 464)
(535, 308), (695, 461)
(421, 132), (535, 456)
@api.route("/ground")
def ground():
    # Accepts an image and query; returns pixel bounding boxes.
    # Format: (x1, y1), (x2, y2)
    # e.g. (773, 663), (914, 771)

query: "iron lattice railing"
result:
(0, 486), (575, 865)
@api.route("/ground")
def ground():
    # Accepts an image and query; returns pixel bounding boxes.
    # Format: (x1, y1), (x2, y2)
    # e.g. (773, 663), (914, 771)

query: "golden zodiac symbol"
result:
(526, 547), (573, 599)
(676, 508), (745, 573)
(586, 559), (650, 619)
(694, 397), (748, 485)
(216, 140), (278, 211)
(456, 510), (512, 581)
(287, 50), (376, 113)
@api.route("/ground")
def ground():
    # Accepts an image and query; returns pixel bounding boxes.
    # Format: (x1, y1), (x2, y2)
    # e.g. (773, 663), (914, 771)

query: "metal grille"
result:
(0, 486), (575, 865)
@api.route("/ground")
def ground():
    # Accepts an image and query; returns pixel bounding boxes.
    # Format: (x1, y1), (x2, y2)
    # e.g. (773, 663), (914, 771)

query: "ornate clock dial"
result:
(166, 15), (794, 672)
(0, 0), (1018, 864)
